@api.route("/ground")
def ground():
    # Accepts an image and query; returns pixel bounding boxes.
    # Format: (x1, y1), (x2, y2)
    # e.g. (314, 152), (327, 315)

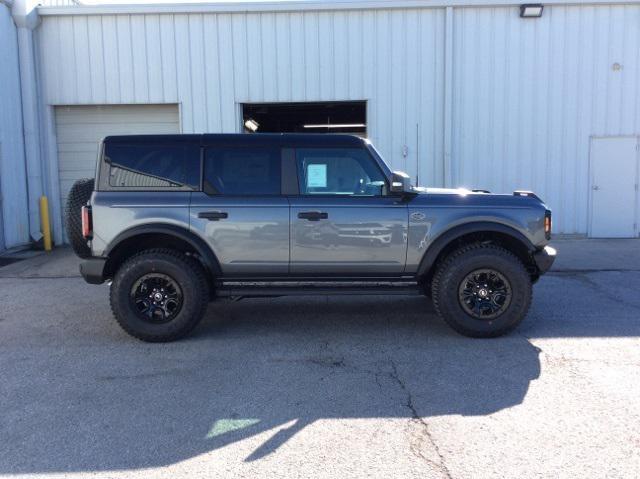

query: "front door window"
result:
(295, 148), (387, 197)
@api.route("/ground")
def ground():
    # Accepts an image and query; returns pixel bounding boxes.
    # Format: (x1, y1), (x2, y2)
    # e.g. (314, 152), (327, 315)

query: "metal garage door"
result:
(54, 104), (180, 239)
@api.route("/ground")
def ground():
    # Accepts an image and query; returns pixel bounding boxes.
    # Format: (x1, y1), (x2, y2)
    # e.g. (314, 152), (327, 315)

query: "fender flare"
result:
(105, 223), (222, 276)
(416, 221), (536, 276)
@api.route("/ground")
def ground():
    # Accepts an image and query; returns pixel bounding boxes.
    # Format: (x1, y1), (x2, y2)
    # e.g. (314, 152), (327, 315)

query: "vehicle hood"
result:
(410, 186), (548, 209)
(413, 186), (475, 195)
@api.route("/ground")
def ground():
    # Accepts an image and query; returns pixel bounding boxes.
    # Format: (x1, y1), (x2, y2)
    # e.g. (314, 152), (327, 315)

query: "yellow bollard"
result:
(39, 196), (52, 252)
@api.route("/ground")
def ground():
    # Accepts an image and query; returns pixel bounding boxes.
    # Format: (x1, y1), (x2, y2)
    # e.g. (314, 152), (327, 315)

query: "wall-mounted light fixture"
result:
(520, 4), (544, 18)
(244, 118), (259, 132)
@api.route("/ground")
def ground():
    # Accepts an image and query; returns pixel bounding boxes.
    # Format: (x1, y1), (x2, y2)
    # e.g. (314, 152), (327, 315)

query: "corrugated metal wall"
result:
(452, 4), (640, 234)
(0, 4), (30, 250)
(36, 4), (640, 234)
(40, 0), (81, 6)
(37, 8), (446, 194)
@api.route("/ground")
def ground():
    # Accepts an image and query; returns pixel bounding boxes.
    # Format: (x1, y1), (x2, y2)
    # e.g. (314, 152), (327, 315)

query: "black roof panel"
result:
(202, 133), (365, 148)
(103, 133), (365, 148)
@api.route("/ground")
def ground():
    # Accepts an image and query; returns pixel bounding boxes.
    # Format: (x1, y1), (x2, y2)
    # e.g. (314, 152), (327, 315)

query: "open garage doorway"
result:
(242, 101), (366, 136)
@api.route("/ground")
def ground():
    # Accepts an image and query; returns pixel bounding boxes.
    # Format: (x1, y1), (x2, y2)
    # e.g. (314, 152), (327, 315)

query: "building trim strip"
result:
(38, 0), (640, 17)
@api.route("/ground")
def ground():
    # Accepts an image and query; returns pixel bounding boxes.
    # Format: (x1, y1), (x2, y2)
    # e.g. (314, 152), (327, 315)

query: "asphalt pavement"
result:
(0, 240), (639, 478)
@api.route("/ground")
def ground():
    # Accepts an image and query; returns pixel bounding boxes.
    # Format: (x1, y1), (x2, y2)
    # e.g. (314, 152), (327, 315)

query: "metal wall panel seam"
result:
(443, 6), (453, 187)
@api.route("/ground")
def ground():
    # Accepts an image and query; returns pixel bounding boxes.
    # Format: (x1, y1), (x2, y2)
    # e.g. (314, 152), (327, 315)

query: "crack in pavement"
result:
(387, 359), (454, 479)
(273, 352), (455, 477)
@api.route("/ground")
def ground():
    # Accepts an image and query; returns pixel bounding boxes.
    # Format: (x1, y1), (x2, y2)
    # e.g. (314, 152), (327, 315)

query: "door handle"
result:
(298, 211), (328, 221)
(198, 211), (228, 221)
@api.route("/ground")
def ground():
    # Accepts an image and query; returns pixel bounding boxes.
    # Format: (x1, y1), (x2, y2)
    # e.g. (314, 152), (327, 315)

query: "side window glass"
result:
(203, 147), (281, 195)
(105, 143), (199, 188)
(296, 148), (387, 196)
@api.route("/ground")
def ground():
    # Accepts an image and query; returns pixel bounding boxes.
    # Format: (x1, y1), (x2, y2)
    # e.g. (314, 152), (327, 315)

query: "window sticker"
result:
(307, 164), (327, 188)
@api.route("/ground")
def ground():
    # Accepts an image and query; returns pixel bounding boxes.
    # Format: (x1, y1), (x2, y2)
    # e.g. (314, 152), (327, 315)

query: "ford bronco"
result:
(66, 134), (555, 342)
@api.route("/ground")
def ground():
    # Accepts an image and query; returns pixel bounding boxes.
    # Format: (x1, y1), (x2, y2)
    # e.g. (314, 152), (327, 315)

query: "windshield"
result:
(364, 140), (393, 178)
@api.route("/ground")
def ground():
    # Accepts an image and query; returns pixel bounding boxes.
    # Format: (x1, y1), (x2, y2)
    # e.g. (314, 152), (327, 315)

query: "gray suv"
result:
(66, 134), (555, 342)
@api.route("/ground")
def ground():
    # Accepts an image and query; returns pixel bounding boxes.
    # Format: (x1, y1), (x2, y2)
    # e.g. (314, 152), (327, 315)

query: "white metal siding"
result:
(0, 145), (4, 251)
(452, 4), (640, 234)
(40, 0), (81, 6)
(36, 3), (640, 235)
(0, 4), (30, 250)
(54, 104), (180, 238)
(38, 9), (446, 188)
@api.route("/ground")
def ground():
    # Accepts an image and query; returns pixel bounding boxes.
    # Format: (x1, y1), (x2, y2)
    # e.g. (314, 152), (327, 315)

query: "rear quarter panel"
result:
(90, 191), (191, 256)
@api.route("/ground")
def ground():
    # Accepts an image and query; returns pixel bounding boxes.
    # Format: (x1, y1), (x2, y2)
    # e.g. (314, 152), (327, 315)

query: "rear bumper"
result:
(533, 245), (556, 274)
(79, 257), (107, 284)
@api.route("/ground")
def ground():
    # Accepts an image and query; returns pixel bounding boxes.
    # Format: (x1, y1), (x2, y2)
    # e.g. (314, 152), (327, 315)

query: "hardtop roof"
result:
(103, 133), (366, 148)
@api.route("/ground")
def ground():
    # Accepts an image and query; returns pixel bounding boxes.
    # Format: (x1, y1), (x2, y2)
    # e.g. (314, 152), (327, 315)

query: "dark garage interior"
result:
(242, 101), (366, 136)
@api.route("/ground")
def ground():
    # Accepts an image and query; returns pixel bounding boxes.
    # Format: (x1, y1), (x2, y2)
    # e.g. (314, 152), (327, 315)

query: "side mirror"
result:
(390, 170), (414, 195)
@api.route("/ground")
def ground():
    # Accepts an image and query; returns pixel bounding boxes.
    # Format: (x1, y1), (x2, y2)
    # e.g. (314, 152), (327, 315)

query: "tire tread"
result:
(65, 178), (94, 258)
(431, 243), (532, 338)
(109, 248), (209, 342)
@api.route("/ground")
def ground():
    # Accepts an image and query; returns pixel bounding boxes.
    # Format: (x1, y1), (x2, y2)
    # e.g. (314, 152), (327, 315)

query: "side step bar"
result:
(215, 281), (422, 298)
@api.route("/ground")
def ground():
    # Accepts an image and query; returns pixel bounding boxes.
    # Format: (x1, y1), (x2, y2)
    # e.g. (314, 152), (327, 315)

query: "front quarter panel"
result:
(405, 192), (548, 274)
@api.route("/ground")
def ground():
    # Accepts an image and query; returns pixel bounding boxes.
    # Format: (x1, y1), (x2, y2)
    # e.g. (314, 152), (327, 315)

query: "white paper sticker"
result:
(307, 164), (327, 188)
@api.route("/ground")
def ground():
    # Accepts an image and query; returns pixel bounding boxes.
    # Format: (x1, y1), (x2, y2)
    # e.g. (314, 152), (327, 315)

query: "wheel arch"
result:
(417, 222), (538, 283)
(103, 224), (222, 281)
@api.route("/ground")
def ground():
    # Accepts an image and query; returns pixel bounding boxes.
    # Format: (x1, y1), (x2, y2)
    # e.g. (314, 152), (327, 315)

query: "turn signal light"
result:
(544, 211), (552, 239)
(81, 206), (93, 239)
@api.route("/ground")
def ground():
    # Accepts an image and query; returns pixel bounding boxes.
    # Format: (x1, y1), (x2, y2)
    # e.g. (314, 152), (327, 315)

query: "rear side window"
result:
(203, 147), (281, 195)
(104, 143), (199, 188)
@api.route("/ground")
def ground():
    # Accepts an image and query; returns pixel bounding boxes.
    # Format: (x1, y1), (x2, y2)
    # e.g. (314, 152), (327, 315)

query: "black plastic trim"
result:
(104, 224), (222, 277)
(79, 258), (107, 284)
(533, 245), (556, 274)
(417, 222), (537, 276)
(216, 281), (421, 297)
(281, 148), (299, 195)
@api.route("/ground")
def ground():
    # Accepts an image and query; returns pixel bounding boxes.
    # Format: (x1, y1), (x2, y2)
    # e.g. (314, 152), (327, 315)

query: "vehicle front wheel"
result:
(431, 243), (532, 338)
(110, 249), (209, 342)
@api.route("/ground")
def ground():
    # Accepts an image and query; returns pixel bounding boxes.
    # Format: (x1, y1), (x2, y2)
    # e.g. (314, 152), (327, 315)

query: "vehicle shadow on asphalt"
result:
(0, 294), (543, 473)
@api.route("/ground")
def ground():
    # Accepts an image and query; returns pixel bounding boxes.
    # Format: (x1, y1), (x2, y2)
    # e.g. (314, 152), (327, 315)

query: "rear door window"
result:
(203, 147), (281, 195)
(104, 143), (199, 188)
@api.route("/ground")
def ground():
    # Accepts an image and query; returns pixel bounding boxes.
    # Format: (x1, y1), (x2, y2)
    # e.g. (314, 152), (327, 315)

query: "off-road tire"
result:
(431, 243), (532, 338)
(65, 178), (94, 258)
(110, 249), (209, 342)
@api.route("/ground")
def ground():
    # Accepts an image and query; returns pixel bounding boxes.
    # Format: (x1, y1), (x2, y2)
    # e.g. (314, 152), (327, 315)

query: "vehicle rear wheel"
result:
(65, 178), (94, 258)
(431, 243), (532, 338)
(110, 249), (209, 342)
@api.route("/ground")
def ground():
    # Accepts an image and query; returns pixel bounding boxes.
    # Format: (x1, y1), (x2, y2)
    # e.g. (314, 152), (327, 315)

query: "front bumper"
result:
(79, 258), (107, 284)
(533, 245), (556, 274)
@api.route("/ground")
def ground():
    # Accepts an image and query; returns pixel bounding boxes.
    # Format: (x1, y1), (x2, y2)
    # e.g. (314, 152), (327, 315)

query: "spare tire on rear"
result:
(65, 178), (95, 259)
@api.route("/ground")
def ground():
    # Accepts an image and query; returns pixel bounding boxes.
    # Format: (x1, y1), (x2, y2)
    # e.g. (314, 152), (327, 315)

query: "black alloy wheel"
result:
(110, 249), (209, 342)
(130, 273), (183, 324)
(458, 269), (512, 320)
(431, 243), (532, 338)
